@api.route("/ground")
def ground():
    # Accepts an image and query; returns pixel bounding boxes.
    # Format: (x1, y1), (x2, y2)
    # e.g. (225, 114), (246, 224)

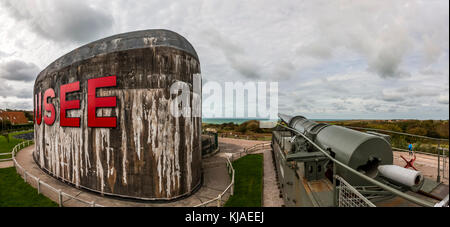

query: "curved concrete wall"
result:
(33, 29), (202, 200)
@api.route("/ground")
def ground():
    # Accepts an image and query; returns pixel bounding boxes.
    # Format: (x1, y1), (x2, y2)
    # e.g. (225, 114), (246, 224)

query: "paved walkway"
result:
(10, 137), (285, 207)
(0, 160), (13, 168)
(263, 149), (284, 207)
(217, 137), (284, 207)
(14, 145), (231, 207)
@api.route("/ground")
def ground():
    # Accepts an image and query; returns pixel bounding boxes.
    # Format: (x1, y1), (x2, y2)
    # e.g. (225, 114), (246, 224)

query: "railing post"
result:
(37, 178), (41, 194)
(24, 171), (27, 182)
(437, 142), (441, 183)
(91, 201), (95, 207)
(231, 177), (234, 196)
(333, 164), (337, 207)
(58, 190), (63, 207)
(443, 149), (447, 179)
(217, 195), (222, 207)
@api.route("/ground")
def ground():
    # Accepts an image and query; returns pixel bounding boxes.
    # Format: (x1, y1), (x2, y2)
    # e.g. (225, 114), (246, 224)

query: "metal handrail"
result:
(392, 147), (449, 157)
(194, 142), (269, 207)
(344, 126), (449, 142)
(276, 123), (436, 207)
(11, 140), (104, 207)
(335, 175), (376, 207)
(194, 156), (235, 207)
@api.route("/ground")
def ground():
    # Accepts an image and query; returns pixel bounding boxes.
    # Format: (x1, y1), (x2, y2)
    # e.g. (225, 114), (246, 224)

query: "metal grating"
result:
(335, 175), (376, 207)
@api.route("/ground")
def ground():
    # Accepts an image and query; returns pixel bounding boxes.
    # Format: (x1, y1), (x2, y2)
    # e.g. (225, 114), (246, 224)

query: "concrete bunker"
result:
(33, 29), (202, 200)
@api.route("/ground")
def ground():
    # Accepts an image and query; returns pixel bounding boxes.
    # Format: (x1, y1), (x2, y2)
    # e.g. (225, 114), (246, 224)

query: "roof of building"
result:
(0, 111), (30, 125)
(36, 29), (198, 83)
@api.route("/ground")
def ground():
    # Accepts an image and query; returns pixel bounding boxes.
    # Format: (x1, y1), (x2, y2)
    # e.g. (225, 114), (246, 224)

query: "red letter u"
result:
(34, 92), (42, 125)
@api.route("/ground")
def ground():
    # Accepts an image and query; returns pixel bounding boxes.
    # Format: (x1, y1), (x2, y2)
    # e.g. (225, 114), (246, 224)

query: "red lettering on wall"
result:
(34, 92), (42, 125)
(88, 76), (117, 128)
(43, 88), (56, 125)
(60, 82), (81, 127)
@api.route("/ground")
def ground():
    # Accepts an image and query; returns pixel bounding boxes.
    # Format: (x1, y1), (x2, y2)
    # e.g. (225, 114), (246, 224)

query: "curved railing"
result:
(194, 142), (270, 207)
(1, 134), (31, 161)
(194, 156), (235, 207)
(11, 140), (104, 207)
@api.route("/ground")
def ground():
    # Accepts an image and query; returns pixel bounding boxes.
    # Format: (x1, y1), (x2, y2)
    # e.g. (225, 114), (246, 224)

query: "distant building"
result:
(0, 111), (29, 125)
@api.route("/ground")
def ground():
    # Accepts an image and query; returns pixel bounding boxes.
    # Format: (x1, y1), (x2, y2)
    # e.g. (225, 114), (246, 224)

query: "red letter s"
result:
(43, 88), (56, 125)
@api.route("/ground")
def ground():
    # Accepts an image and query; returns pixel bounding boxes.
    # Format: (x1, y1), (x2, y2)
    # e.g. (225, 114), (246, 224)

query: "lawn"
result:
(0, 167), (57, 207)
(0, 130), (34, 160)
(224, 154), (263, 207)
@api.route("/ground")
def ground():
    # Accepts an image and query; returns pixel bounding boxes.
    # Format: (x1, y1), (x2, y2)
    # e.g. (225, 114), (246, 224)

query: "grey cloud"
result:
(388, 107), (397, 113)
(381, 86), (442, 103)
(367, 53), (411, 79)
(1, 0), (113, 44)
(298, 43), (333, 59)
(0, 79), (33, 99)
(274, 62), (296, 80)
(0, 60), (40, 81)
(323, 78), (350, 94)
(296, 0), (448, 79)
(0, 0), (447, 119)
(364, 104), (381, 112)
(0, 51), (8, 58)
(0, 100), (33, 110)
(420, 69), (443, 75)
(438, 96), (449, 105)
(203, 29), (261, 79)
(333, 103), (347, 111)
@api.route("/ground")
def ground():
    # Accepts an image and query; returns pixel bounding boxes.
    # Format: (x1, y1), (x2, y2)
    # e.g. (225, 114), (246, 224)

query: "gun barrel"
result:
(278, 113), (394, 185)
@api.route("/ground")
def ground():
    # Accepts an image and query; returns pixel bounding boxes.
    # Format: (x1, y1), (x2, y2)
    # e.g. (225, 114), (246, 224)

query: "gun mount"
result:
(278, 113), (393, 185)
(272, 114), (431, 206)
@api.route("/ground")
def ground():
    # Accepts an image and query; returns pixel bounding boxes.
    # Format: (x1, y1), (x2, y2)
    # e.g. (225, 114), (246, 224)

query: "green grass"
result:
(0, 130), (33, 160)
(0, 167), (58, 207)
(224, 154), (263, 207)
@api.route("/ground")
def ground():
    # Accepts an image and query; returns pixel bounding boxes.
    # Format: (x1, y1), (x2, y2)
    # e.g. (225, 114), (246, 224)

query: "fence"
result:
(229, 142), (271, 161)
(346, 125), (449, 184)
(194, 142), (270, 207)
(334, 175), (376, 207)
(1, 139), (33, 161)
(194, 157), (235, 207)
(10, 140), (104, 207)
(392, 146), (449, 181)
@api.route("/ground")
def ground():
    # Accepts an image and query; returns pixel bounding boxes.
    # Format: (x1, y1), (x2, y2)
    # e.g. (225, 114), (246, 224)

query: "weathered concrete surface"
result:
(16, 145), (229, 207)
(33, 30), (202, 200)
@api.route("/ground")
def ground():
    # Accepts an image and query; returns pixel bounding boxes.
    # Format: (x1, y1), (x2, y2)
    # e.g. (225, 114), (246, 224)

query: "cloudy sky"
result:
(0, 0), (448, 119)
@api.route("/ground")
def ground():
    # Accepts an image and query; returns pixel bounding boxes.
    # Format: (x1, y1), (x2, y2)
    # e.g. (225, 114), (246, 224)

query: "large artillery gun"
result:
(272, 114), (448, 207)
